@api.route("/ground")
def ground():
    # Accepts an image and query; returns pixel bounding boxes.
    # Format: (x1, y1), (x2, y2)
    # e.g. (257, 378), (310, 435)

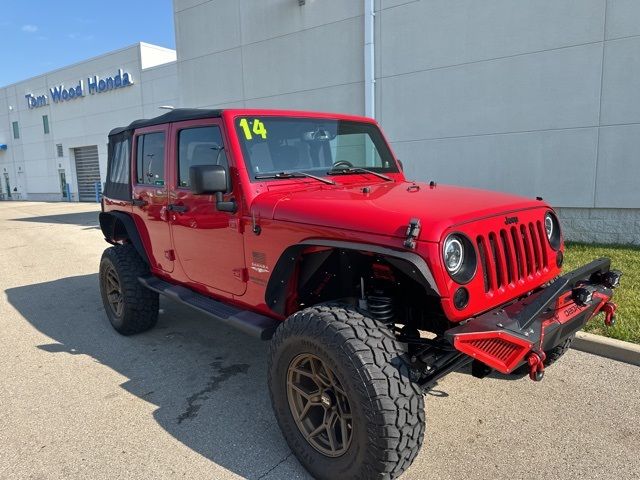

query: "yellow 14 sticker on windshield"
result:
(238, 118), (268, 140)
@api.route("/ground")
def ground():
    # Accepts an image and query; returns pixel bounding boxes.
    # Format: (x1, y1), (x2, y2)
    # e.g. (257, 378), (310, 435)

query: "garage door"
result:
(73, 146), (101, 202)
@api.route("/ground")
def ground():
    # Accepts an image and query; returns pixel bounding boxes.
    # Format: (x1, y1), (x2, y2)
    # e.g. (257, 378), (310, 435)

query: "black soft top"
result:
(108, 108), (223, 136)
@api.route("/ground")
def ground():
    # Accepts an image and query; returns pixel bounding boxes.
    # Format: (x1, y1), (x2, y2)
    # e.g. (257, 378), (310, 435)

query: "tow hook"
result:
(527, 351), (546, 382)
(602, 302), (617, 327)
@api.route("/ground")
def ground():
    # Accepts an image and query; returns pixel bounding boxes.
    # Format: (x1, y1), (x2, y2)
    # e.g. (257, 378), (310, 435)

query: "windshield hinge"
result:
(404, 218), (421, 249)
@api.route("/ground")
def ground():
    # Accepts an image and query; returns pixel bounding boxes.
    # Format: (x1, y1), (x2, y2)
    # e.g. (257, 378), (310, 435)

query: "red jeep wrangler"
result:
(99, 109), (621, 479)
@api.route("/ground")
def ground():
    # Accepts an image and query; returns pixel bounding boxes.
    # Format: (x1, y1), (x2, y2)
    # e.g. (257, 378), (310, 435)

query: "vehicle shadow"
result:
(11, 211), (100, 229)
(5, 274), (304, 479)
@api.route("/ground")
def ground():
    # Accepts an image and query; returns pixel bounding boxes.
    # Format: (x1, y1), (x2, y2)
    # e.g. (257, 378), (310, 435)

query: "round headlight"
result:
(544, 211), (562, 251)
(444, 236), (464, 274)
(544, 213), (554, 240)
(442, 233), (477, 284)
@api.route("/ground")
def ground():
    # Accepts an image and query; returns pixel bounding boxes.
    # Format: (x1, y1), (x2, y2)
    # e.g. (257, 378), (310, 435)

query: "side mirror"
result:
(189, 165), (236, 213)
(189, 164), (228, 194)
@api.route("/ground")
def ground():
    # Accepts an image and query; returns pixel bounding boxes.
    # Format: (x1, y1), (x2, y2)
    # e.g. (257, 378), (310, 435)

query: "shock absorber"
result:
(367, 293), (395, 323)
(358, 277), (395, 323)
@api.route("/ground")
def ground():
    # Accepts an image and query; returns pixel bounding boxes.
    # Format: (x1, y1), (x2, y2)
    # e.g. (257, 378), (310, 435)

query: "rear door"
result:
(168, 118), (246, 295)
(131, 125), (173, 273)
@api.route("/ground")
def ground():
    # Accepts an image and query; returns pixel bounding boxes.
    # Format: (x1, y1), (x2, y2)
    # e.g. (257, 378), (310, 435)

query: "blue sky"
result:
(0, 0), (175, 86)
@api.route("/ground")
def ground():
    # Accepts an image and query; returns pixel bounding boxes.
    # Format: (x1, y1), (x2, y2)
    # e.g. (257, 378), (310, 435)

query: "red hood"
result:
(252, 180), (549, 242)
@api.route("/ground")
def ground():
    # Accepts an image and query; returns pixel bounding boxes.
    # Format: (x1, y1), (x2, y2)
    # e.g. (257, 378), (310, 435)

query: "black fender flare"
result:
(265, 239), (440, 315)
(99, 211), (150, 265)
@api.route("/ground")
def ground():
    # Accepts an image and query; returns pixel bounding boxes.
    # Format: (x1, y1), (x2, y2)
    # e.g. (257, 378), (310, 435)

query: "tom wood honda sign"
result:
(24, 69), (134, 109)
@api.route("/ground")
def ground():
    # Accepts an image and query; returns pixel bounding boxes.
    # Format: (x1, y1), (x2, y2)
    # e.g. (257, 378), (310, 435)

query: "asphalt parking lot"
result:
(0, 201), (638, 480)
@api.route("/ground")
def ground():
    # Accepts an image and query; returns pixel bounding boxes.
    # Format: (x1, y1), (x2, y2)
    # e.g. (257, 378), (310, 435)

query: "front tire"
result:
(99, 244), (159, 335)
(268, 304), (425, 480)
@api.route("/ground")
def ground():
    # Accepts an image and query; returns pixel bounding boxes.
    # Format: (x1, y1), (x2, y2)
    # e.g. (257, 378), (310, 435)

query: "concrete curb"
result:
(572, 331), (640, 366)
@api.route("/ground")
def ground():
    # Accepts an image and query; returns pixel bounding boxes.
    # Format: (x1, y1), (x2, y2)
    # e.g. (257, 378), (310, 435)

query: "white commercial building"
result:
(1, 0), (639, 244)
(0, 43), (177, 201)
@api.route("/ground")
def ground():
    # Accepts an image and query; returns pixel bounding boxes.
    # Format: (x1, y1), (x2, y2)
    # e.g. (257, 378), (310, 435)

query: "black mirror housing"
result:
(189, 164), (228, 194)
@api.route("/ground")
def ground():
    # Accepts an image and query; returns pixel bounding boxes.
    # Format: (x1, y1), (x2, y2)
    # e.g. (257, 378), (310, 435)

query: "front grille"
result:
(476, 221), (548, 292)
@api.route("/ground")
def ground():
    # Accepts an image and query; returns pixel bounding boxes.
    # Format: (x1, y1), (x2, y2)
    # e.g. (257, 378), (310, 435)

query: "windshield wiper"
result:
(327, 167), (393, 182)
(255, 171), (335, 185)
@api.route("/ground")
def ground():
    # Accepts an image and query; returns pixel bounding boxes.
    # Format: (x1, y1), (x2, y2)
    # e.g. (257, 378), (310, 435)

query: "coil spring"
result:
(367, 295), (395, 323)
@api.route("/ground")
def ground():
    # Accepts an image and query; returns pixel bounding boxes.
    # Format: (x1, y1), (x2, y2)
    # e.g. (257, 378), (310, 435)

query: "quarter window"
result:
(136, 132), (165, 185)
(177, 126), (227, 188)
(109, 138), (130, 185)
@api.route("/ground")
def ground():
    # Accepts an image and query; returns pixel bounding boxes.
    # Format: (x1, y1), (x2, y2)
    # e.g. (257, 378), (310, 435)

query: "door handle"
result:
(167, 203), (188, 213)
(132, 198), (148, 207)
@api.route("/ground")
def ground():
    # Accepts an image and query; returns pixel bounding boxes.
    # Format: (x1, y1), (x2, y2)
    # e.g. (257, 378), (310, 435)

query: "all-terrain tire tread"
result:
(100, 244), (159, 335)
(268, 303), (425, 480)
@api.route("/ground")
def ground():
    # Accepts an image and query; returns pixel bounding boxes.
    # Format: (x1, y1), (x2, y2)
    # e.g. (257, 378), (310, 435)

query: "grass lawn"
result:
(563, 242), (640, 344)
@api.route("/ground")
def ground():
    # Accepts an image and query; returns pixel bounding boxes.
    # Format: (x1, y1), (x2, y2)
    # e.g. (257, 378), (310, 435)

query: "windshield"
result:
(234, 116), (399, 181)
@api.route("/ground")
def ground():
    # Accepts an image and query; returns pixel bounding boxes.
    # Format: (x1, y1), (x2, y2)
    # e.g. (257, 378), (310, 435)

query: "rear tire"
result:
(268, 304), (425, 480)
(99, 244), (159, 335)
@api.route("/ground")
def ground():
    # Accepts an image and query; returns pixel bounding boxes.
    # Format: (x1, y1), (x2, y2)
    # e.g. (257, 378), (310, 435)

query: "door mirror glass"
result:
(189, 164), (228, 194)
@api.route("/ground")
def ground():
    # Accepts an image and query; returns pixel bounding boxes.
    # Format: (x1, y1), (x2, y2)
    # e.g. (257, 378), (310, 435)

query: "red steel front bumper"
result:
(445, 258), (621, 379)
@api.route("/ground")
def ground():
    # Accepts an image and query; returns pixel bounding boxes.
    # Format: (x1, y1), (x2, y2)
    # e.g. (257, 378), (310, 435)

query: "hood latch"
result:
(404, 218), (421, 249)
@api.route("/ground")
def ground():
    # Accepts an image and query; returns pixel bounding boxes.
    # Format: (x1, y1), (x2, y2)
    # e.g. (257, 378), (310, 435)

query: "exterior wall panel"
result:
(179, 49), (245, 107)
(175, 0), (365, 113)
(595, 124), (640, 208)
(393, 127), (599, 208)
(605, 0), (640, 39)
(379, 44), (603, 142)
(379, 0), (605, 78)
(241, 16), (363, 100)
(600, 36), (640, 125)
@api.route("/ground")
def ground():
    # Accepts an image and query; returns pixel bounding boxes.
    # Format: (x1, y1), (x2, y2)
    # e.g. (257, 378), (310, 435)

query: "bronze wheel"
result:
(99, 245), (158, 335)
(268, 305), (425, 479)
(104, 264), (124, 318)
(286, 353), (353, 457)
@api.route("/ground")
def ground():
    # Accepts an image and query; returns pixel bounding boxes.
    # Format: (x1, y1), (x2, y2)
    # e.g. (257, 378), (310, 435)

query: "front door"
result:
(4, 173), (11, 199)
(168, 119), (246, 296)
(59, 169), (67, 199)
(131, 125), (173, 273)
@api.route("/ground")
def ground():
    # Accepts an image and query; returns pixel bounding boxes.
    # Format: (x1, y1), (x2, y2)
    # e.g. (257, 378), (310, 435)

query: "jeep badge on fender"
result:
(98, 108), (621, 480)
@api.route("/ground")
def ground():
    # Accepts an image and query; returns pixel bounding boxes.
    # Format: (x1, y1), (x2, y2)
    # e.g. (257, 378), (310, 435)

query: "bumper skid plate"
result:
(445, 258), (621, 378)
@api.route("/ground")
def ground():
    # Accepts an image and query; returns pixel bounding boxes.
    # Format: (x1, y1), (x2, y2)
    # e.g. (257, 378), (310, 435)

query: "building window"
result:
(43, 115), (50, 134)
(177, 126), (227, 188)
(56, 144), (63, 157)
(136, 132), (165, 185)
(12, 121), (19, 139)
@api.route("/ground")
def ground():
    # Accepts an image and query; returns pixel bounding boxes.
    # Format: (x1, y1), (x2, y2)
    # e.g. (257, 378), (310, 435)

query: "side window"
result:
(109, 138), (130, 184)
(136, 132), (166, 185)
(177, 126), (228, 188)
